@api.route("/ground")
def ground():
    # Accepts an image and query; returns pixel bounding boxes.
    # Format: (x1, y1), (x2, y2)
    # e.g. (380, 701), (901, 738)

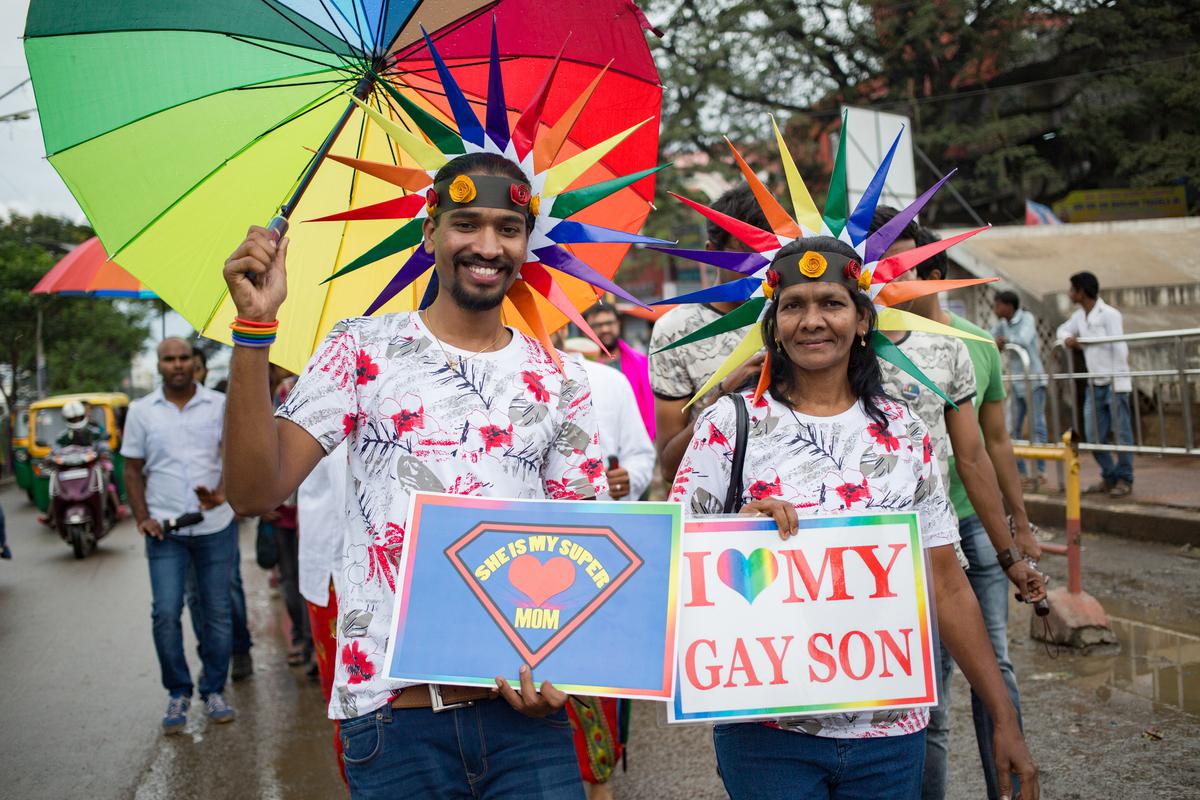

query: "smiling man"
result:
(221, 152), (605, 799)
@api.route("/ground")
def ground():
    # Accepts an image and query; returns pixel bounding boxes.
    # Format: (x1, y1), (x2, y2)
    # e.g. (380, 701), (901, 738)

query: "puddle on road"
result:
(1029, 596), (1200, 718)
(1105, 615), (1200, 716)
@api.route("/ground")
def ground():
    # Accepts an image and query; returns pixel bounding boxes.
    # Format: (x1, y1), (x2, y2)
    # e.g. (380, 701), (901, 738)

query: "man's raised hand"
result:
(223, 226), (289, 322)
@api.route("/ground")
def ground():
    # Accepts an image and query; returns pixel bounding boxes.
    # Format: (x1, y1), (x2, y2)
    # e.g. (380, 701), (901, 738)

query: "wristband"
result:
(995, 546), (1022, 571)
(230, 317), (278, 348)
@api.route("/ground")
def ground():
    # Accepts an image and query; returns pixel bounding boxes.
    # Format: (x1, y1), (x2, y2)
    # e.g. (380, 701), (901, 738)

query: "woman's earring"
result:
(860, 335), (867, 347)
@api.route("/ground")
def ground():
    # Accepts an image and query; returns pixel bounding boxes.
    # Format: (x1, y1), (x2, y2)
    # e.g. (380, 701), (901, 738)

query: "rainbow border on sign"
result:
(387, 492), (684, 699)
(670, 512), (936, 723)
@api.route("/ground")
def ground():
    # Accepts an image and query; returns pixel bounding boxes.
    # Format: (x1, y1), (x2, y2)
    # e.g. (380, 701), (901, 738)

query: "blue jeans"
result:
(186, 531), (252, 656)
(922, 516), (1023, 800)
(1010, 385), (1048, 476)
(340, 700), (585, 799)
(1084, 385), (1134, 484)
(145, 521), (238, 698)
(714, 723), (925, 799)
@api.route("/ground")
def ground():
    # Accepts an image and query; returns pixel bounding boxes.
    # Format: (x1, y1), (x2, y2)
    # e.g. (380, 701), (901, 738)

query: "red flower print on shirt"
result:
(341, 640), (376, 685)
(580, 457), (605, 481)
(355, 350), (379, 385)
(708, 422), (729, 448)
(521, 370), (550, 403)
(479, 423), (513, 452)
(392, 406), (424, 434)
(822, 468), (872, 511)
(342, 412), (360, 435)
(544, 478), (583, 500)
(866, 422), (901, 453)
(922, 433), (933, 464)
(366, 522), (405, 591)
(748, 476), (783, 500)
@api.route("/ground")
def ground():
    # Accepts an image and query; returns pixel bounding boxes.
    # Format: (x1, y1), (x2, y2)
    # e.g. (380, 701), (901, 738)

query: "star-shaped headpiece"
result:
(651, 112), (996, 405)
(308, 17), (670, 366)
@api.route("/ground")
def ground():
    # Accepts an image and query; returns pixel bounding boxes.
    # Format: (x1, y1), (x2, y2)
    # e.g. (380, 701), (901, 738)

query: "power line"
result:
(867, 51), (1200, 113)
(0, 77), (31, 104)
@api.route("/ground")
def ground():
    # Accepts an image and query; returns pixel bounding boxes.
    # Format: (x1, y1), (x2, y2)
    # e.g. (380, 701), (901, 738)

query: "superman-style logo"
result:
(446, 522), (642, 667)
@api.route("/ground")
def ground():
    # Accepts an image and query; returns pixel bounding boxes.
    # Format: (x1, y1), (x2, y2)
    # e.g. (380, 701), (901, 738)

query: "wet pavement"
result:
(1, 485), (1198, 799)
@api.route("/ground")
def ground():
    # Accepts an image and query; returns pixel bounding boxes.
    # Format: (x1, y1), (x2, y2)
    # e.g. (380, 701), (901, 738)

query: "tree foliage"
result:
(645, 0), (1200, 224)
(0, 214), (151, 405)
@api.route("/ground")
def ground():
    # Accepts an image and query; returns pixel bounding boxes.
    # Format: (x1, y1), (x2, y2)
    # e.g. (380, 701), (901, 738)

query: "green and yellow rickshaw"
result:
(11, 406), (33, 500)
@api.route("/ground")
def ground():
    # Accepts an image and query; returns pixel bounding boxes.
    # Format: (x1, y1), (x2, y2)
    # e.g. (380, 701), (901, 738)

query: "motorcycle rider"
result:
(53, 400), (120, 516)
(57, 400), (107, 448)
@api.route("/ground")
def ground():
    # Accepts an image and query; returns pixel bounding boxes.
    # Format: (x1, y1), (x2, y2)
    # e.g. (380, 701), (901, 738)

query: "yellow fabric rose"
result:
(530, 194), (541, 216)
(448, 175), (476, 204)
(761, 280), (774, 299)
(799, 251), (827, 279)
(858, 269), (872, 292)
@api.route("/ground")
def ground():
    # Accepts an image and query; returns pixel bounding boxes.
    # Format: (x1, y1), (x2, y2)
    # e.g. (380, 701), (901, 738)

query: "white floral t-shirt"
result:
(277, 313), (606, 720)
(671, 390), (959, 739)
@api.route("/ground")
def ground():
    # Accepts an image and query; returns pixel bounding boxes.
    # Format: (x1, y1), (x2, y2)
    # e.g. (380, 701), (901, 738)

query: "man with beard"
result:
(122, 337), (237, 733)
(222, 152), (605, 799)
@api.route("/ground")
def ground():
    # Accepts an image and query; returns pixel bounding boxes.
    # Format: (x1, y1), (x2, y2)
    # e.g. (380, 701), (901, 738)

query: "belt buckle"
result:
(429, 684), (474, 713)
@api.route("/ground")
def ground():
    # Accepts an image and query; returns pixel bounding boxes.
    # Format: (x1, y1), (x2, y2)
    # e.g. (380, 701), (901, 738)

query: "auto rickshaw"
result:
(28, 393), (129, 513)
(11, 405), (33, 500)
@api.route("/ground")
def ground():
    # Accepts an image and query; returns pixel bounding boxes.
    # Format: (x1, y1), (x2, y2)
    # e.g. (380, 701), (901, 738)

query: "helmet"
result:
(62, 400), (87, 430)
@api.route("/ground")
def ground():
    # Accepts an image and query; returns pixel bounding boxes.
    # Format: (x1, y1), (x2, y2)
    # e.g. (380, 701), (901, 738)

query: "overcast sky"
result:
(1, 0), (85, 221)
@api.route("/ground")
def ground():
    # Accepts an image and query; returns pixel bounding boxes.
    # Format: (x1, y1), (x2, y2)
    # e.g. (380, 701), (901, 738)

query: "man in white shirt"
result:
(122, 337), (238, 733)
(561, 337), (655, 501)
(1055, 271), (1134, 496)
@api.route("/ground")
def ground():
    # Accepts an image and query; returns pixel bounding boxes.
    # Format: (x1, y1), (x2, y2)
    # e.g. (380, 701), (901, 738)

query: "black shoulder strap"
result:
(722, 393), (750, 514)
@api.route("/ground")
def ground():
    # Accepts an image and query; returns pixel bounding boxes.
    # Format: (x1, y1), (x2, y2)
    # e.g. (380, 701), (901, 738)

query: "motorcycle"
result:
(45, 445), (116, 558)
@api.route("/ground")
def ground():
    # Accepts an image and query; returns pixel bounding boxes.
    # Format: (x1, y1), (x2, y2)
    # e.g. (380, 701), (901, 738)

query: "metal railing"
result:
(999, 327), (1200, 458)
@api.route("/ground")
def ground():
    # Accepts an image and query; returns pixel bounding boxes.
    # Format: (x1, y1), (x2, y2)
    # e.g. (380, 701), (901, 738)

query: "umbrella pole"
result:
(267, 75), (377, 239)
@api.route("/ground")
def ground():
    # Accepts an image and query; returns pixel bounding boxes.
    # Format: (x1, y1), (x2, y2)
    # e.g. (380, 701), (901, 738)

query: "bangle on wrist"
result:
(996, 546), (1021, 571)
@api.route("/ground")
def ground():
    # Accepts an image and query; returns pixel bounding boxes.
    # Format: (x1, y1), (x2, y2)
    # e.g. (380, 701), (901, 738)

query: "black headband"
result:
(767, 250), (870, 294)
(425, 173), (538, 219)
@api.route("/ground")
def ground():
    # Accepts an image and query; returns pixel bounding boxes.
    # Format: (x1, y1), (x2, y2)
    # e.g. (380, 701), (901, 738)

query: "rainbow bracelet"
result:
(230, 317), (278, 348)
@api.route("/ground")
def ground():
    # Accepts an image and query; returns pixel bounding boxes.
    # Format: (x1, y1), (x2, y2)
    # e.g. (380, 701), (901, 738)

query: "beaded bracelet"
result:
(230, 317), (278, 348)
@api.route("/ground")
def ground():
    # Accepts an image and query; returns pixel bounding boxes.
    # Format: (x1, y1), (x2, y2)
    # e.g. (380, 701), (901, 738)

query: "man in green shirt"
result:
(905, 222), (1042, 800)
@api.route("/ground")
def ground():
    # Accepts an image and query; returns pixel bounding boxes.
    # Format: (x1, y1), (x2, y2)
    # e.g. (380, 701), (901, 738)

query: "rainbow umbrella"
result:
(24, 0), (661, 373)
(31, 237), (156, 299)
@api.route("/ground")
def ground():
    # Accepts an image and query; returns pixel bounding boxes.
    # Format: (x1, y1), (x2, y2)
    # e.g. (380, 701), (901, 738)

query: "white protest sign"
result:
(670, 513), (936, 723)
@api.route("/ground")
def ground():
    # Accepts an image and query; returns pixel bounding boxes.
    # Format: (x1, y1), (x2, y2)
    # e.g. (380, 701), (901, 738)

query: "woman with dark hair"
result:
(670, 236), (1038, 800)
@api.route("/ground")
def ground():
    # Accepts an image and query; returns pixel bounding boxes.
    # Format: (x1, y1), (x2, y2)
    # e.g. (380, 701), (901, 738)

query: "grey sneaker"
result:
(231, 652), (253, 682)
(162, 696), (189, 735)
(204, 692), (237, 724)
(1109, 479), (1132, 497)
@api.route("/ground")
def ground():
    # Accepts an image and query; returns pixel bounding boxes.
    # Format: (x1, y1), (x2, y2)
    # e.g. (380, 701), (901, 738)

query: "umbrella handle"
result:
(262, 74), (374, 247)
(266, 215), (289, 240)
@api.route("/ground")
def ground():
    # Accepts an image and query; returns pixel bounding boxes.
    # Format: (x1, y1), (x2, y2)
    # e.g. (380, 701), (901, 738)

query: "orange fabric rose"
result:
(799, 251), (827, 278)
(448, 175), (476, 204)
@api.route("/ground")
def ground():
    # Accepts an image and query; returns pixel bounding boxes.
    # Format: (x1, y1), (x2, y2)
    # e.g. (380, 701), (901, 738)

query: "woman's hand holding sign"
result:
(495, 665), (569, 718)
(740, 498), (798, 540)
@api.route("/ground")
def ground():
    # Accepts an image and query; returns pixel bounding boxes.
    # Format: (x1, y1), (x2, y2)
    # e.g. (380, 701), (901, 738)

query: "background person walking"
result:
(122, 337), (238, 734)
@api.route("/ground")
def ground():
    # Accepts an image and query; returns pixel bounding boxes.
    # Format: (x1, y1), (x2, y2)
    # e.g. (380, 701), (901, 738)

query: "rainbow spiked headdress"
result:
(651, 112), (996, 405)
(308, 18), (669, 366)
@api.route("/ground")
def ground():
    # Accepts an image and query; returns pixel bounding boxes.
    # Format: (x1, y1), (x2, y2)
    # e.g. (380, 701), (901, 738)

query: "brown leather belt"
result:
(390, 683), (496, 711)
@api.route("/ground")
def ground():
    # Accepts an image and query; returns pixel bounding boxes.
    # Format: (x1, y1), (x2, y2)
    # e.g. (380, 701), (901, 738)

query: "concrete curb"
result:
(1025, 493), (1200, 547)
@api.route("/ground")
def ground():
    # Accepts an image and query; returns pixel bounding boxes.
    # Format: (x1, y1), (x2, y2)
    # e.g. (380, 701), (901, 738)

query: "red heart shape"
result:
(508, 554), (576, 607)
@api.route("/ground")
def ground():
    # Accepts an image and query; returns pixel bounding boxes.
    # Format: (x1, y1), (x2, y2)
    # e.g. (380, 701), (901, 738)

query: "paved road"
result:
(2, 484), (1197, 799)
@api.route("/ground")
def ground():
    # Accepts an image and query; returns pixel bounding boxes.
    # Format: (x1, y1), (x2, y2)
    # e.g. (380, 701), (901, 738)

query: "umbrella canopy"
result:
(25, 0), (661, 373)
(31, 236), (156, 299)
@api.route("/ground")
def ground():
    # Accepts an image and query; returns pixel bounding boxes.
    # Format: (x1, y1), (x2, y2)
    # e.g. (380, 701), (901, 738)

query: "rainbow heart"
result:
(716, 548), (779, 604)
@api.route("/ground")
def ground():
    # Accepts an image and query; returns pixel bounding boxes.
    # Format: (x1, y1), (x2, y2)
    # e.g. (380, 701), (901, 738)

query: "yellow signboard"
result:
(1055, 186), (1187, 223)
